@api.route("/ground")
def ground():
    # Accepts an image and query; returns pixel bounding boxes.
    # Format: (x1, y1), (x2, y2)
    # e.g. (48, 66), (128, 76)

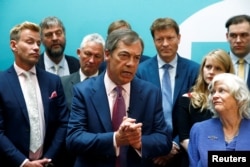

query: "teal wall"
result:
(0, 0), (249, 70)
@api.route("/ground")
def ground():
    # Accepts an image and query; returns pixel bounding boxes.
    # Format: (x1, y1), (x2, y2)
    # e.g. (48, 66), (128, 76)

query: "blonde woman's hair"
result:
(190, 49), (235, 111)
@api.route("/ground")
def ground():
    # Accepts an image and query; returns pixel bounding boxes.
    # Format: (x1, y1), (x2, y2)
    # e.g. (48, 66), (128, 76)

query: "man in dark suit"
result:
(37, 16), (80, 76)
(66, 29), (172, 167)
(136, 17), (199, 167)
(61, 33), (105, 111)
(225, 14), (250, 88)
(0, 21), (68, 166)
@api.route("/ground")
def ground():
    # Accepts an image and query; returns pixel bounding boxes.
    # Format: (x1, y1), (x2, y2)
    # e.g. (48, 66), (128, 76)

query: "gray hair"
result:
(80, 33), (105, 48)
(105, 29), (144, 54)
(39, 16), (65, 34)
(208, 73), (250, 119)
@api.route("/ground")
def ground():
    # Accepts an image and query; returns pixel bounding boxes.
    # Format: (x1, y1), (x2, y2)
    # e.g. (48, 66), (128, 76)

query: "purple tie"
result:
(112, 86), (126, 131)
(112, 86), (126, 167)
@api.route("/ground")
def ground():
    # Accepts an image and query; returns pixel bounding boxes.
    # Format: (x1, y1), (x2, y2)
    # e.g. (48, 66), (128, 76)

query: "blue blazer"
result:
(66, 72), (172, 167)
(188, 118), (250, 167)
(0, 66), (69, 166)
(136, 55), (199, 138)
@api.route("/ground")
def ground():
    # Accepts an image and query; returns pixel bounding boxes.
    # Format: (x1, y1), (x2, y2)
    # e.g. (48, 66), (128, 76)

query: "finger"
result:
(126, 123), (142, 132)
(130, 122), (142, 129)
(39, 158), (52, 164)
(123, 117), (136, 123)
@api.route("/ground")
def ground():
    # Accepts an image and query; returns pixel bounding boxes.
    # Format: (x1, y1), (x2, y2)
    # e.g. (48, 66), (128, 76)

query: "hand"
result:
(23, 158), (52, 167)
(153, 143), (181, 166)
(123, 120), (142, 150)
(115, 117), (142, 149)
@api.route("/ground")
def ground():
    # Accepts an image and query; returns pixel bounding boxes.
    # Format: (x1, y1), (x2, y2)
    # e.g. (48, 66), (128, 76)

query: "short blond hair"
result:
(10, 21), (40, 41)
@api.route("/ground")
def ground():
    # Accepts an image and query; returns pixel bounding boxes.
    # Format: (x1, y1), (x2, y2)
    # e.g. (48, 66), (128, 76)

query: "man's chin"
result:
(50, 52), (63, 58)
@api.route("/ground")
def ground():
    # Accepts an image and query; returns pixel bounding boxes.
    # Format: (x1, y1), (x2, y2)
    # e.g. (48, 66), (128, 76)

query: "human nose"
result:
(88, 56), (95, 63)
(52, 33), (58, 40)
(162, 38), (169, 46)
(212, 91), (219, 99)
(33, 43), (40, 50)
(126, 56), (138, 66)
(235, 35), (242, 42)
(208, 67), (215, 74)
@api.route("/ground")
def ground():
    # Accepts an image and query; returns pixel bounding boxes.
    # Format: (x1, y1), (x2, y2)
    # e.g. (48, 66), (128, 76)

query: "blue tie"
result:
(162, 64), (173, 134)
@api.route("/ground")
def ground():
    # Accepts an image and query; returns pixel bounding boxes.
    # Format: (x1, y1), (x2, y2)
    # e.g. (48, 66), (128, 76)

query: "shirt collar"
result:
(14, 62), (36, 76)
(104, 71), (130, 96)
(157, 54), (178, 69)
(230, 51), (250, 64)
(79, 69), (99, 81)
(44, 52), (66, 69)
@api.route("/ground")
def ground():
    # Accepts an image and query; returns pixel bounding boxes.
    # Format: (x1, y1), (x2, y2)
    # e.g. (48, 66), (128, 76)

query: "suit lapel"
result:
(147, 57), (161, 88)
(36, 67), (50, 126)
(173, 56), (187, 103)
(71, 72), (81, 85)
(69, 72), (80, 98)
(6, 66), (30, 122)
(90, 73), (113, 131)
(128, 78), (144, 119)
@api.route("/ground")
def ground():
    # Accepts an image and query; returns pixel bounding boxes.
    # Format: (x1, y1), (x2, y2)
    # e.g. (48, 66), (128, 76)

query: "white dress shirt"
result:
(14, 63), (45, 166)
(44, 52), (70, 76)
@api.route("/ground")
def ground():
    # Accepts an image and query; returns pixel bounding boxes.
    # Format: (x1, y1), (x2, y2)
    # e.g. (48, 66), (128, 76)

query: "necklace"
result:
(224, 130), (239, 143)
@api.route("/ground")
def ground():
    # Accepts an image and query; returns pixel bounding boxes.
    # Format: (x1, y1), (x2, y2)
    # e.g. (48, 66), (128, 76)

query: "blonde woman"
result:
(176, 49), (235, 166)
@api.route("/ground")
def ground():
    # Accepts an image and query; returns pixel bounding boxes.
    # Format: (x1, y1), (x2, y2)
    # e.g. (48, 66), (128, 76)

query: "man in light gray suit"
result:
(61, 33), (105, 110)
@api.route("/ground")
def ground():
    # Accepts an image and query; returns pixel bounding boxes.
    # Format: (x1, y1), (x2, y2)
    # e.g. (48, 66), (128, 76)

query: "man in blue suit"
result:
(66, 29), (172, 167)
(0, 21), (68, 166)
(136, 17), (199, 167)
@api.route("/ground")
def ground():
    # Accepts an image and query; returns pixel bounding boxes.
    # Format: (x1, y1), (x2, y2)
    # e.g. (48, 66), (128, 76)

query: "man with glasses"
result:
(225, 14), (250, 87)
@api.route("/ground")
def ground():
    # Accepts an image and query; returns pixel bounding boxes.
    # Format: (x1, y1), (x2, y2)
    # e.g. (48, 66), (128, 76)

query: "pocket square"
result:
(49, 91), (57, 99)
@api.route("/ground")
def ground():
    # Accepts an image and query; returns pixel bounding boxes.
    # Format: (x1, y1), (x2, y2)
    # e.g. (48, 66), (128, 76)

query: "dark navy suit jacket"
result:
(136, 55), (200, 139)
(0, 66), (69, 166)
(37, 53), (80, 74)
(66, 72), (172, 167)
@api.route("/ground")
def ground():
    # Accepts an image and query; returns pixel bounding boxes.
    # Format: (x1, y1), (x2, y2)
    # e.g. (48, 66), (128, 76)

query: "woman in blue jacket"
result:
(188, 73), (250, 167)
